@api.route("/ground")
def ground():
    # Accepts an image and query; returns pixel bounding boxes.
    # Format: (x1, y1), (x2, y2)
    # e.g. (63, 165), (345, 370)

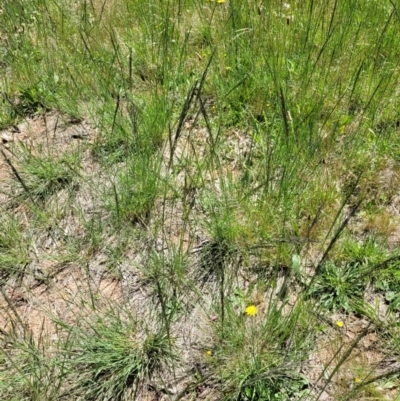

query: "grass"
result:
(1, 0), (400, 399)
(12, 145), (80, 202)
(59, 305), (177, 401)
(0, 212), (31, 281)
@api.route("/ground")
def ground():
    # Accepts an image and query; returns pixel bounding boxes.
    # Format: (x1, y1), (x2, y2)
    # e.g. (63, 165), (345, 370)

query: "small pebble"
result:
(1, 133), (13, 143)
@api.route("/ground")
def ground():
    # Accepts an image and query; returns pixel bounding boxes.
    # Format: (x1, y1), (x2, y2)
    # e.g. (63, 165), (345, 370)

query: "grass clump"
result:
(0, 213), (31, 280)
(0, 326), (66, 401)
(8, 146), (81, 203)
(61, 306), (176, 401)
(209, 298), (313, 400)
(106, 154), (161, 226)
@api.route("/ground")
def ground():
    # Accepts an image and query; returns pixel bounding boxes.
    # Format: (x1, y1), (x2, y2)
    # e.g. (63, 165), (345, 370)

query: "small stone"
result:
(1, 133), (13, 143)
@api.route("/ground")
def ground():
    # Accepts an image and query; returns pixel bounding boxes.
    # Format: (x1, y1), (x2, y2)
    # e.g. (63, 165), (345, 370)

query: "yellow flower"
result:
(336, 321), (344, 328)
(354, 377), (361, 383)
(206, 350), (212, 356)
(217, 0), (226, 3)
(245, 305), (257, 316)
